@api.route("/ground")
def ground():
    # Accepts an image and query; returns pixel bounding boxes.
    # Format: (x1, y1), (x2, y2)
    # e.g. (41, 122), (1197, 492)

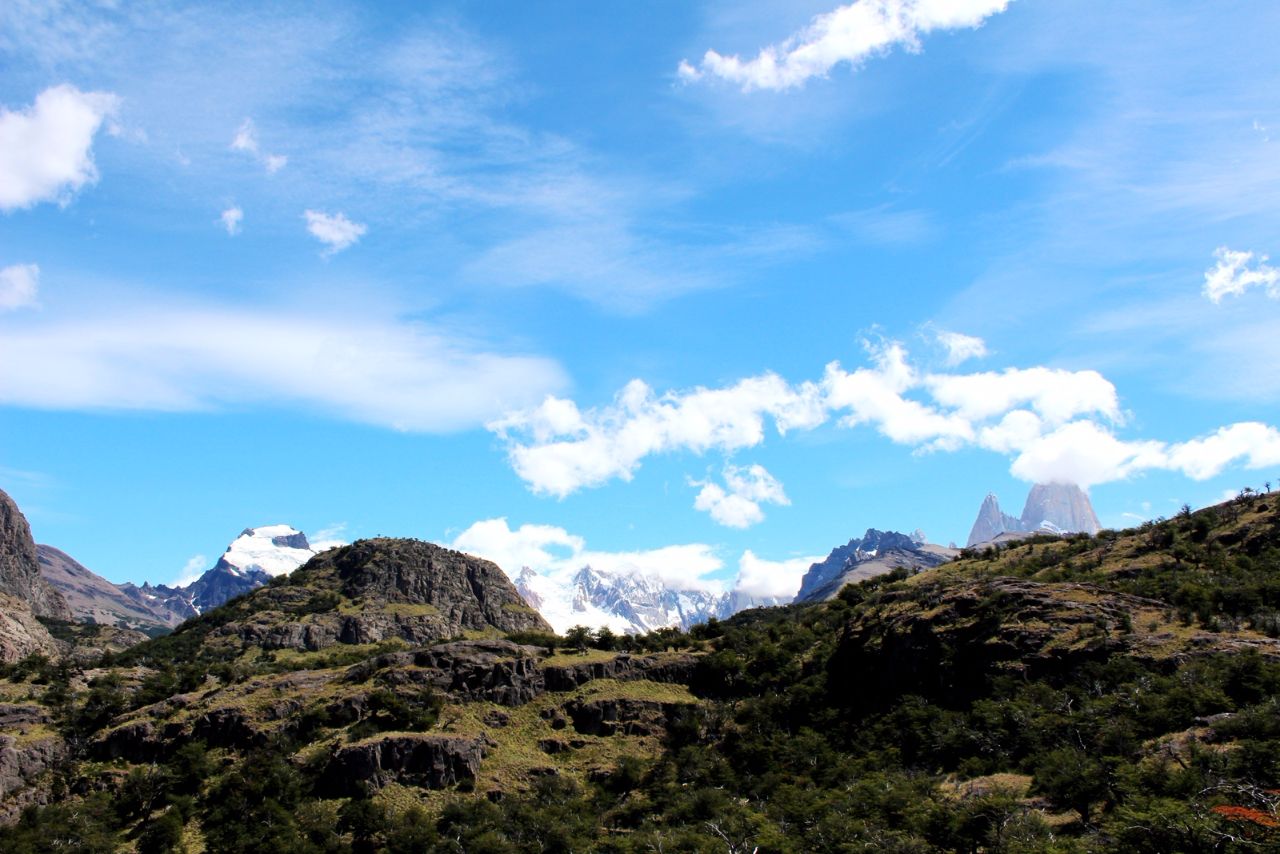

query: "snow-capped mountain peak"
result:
(218, 525), (314, 578)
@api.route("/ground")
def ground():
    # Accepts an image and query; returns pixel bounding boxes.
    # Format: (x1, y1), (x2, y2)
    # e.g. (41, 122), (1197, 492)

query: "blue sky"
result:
(3, 0), (1280, 596)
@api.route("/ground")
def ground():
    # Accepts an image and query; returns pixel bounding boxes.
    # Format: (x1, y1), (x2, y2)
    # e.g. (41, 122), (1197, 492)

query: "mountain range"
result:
(14, 480), (1106, 639)
(2, 479), (1275, 849)
(511, 563), (785, 635)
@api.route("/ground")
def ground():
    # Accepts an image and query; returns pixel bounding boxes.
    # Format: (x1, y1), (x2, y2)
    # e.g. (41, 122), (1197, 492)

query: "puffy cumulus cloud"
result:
(0, 301), (566, 432)
(926, 366), (1120, 425)
(1203, 247), (1279, 303)
(450, 517), (725, 592)
(679, 0), (1012, 92)
(1163, 423), (1280, 481)
(220, 206), (243, 236)
(734, 550), (823, 600)
(230, 118), (287, 174)
(489, 374), (825, 498)
(822, 344), (974, 448)
(693, 463), (790, 528)
(1010, 421), (1280, 489)
(934, 329), (988, 366)
(0, 264), (39, 311)
(304, 210), (367, 255)
(0, 85), (119, 211)
(493, 336), (1280, 495)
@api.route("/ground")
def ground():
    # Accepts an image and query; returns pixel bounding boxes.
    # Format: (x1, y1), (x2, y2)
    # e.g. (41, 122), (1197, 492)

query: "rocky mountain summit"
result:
(966, 482), (1101, 547)
(795, 528), (957, 602)
(179, 537), (552, 654)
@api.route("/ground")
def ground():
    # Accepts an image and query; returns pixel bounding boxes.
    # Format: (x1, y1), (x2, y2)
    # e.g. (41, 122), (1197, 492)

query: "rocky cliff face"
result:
(1020, 483), (1101, 537)
(795, 529), (957, 603)
(965, 482), (1101, 547)
(0, 490), (70, 621)
(966, 493), (1024, 547)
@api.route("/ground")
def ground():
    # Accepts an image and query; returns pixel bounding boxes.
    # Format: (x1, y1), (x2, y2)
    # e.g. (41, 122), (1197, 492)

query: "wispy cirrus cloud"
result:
(0, 299), (566, 432)
(679, 0), (1013, 91)
(0, 263), (39, 310)
(230, 118), (287, 174)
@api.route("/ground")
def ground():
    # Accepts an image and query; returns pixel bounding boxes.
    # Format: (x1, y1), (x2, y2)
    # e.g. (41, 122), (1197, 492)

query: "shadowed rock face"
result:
(0, 489), (70, 621)
(319, 735), (486, 795)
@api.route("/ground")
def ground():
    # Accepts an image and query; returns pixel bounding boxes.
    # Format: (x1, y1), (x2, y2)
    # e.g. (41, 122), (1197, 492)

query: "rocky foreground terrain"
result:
(0, 488), (1277, 851)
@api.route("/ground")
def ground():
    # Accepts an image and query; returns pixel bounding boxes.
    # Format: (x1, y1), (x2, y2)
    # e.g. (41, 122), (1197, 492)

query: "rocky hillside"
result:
(1, 492), (1277, 851)
(36, 546), (177, 633)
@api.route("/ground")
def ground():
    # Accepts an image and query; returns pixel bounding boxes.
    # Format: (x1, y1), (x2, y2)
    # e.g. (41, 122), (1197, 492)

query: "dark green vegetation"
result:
(2, 494), (1279, 851)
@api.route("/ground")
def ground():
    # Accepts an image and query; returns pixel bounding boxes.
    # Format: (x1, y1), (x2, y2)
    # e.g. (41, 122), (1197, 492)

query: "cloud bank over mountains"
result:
(493, 336), (1280, 497)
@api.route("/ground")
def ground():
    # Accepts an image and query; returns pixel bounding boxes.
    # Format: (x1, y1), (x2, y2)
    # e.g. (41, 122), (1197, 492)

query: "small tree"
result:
(591, 626), (618, 650)
(564, 625), (591, 653)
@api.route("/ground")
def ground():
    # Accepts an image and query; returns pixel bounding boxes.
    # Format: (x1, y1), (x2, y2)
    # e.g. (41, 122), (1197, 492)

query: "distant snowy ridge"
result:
(512, 563), (787, 635)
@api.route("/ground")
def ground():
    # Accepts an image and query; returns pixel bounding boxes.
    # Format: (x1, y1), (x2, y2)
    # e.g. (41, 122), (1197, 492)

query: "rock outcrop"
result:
(206, 538), (552, 652)
(319, 734), (486, 795)
(0, 489), (70, 621)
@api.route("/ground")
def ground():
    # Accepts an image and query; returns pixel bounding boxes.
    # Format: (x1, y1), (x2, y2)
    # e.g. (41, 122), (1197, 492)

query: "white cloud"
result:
(925, 366), (1120, 424)
(309, 523), (348, 553)
(0, 264), (39, 311)
(934, 329), (988, 365)
(304, 210), (367, 255)
(171, 554), (207, 588)
(450, 517), (725, 593)
(1203, 246), (1279, 303)
(230, 118), (287, 174)
(493, 336), (1280, 495)
(734, 550), (823, 600)
(693, 463), (790, 528)
(1009, 420), (1280, 489)
(0, 84), (119, 211)
(679, 0), (1013, 91)
(490, 373), (825, 498)
(220, 206), (243, 236)
(0, 301), (567, 432)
